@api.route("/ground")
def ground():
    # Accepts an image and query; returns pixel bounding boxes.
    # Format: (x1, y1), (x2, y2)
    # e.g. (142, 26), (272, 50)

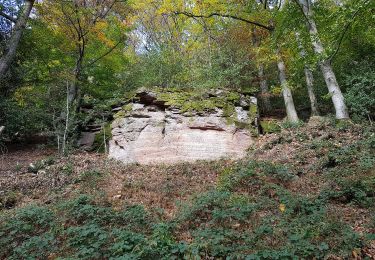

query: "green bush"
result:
(343, 60), (375, 122)
(0, 95), (53, 140)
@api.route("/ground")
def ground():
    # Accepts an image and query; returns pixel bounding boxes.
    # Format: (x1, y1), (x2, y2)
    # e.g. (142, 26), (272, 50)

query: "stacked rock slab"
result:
(109, 89), (258, 165)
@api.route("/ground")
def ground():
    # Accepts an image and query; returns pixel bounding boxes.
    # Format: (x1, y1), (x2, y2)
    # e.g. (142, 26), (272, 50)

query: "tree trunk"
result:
(0, 0), (34, 78)
(258, 64), (272, 113)
(300, 0), (349, 119)
(68, 49), (84, 108)
(276, 48), (299, 123)
(304, 67), (320, 116)
(252, 28), (272, 113)
(295, 32), (320, 116)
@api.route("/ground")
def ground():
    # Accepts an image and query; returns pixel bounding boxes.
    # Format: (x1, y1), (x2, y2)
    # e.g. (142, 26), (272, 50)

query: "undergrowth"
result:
(0, 121), (374, 259)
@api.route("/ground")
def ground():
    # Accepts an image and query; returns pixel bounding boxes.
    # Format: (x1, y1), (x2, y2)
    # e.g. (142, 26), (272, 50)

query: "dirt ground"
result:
(0, 144), (234, 216)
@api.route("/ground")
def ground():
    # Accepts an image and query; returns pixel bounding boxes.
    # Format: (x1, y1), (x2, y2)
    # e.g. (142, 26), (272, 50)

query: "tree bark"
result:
(276, 48), (299, 123)
(295, 32), (320, 116)
(0, 0), (34, 78)
(304, 67), (320, 116)
(299, 0), (349, 119)
(252, 28), (272, 113)
(258, 64), (272, 113)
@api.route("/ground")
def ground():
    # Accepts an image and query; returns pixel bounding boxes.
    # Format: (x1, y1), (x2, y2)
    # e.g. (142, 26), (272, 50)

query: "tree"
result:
(37, 0), (127, 108)
(0, 0), (34, 80)
(296, 0), (349, 119)
(295, 32), (319, 116)
(276, 47), (299, 122)
(252, 27), (272, 113)
(171, 5), (300, 122)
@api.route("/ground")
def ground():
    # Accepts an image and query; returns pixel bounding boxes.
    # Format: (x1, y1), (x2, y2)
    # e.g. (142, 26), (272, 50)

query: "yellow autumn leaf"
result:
(279, 204), (286, 213)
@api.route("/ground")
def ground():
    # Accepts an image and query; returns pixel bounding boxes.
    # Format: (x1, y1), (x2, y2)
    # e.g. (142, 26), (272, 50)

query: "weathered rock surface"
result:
(109, 89), (258, 164)
(77, 132), (97, 151)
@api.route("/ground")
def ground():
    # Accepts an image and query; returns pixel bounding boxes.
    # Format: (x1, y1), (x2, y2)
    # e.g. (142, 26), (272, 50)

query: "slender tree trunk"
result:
(300, 0), (349, 119)
(295, 32), (320, 116)
(258, 64), (272, 113)
(304, 67), (319, 116)
(276, 48), (299, 123)
(0, 0), (34, 78)
(68, 46), (84, 108)
(252, 28), (272, 113)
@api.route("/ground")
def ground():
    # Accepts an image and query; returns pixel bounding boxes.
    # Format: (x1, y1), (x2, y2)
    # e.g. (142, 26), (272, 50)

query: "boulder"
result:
(78, 132), (97, 150)
(109, 89), (258, 165)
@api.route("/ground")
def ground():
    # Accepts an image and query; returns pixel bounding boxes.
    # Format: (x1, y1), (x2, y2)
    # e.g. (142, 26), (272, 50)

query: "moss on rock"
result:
(152, 87), (245, 119)
(249, 103), (258, 122)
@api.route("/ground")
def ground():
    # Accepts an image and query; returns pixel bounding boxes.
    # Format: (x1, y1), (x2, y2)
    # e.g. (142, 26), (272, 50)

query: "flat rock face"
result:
(109, 90), (257, 165)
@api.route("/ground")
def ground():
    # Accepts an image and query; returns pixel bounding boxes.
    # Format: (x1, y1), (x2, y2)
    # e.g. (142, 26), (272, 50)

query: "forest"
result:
(0, 0), (374, 259)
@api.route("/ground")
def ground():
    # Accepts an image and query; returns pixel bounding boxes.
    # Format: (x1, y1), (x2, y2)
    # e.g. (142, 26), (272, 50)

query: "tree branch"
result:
(173, 11), (273, 31)
(0, 10), (17, 23)
(329, 0), (371, 61)
(83, 37), (124, 69)
(292, 0), (313, 29)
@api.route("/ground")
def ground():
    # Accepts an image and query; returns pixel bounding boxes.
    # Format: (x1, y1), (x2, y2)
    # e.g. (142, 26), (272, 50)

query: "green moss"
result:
(260, 120), (281, 134)
(113, 104), (133, 119)
(248, 103), (258, 122)
(222, 104), (235, 118)
(113, 111), (126, 119)
(122, 103), (133, 112)
(180, 99), (217, 113)
(153, 87), (240, 116)
(226, 92), (240, 102)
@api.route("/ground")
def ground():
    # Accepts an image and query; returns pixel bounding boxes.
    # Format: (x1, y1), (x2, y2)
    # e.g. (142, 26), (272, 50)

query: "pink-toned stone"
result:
(109, 108), (255, 165)
(109, 90), (257, 165)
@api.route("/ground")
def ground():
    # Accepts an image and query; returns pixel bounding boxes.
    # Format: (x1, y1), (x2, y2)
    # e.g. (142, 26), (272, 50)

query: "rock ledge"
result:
(109, 88), (258, 164)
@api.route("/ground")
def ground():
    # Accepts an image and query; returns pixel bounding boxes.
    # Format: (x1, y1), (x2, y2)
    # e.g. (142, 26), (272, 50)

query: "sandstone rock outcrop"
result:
(109, 88), (258, 164)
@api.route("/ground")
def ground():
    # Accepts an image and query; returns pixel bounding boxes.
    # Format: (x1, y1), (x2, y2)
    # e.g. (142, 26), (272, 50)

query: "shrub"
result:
(343, 60), (375, 122)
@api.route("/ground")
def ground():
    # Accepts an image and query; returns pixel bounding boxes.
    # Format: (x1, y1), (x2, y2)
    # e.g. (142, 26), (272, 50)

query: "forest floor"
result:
(0, 116), (374, 259)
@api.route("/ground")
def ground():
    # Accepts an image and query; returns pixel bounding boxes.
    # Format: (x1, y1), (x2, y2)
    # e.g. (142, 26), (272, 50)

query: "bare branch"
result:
(0, 10), (17, 23)
(173, 11), (273, 31)
(83, 37), (124, 69)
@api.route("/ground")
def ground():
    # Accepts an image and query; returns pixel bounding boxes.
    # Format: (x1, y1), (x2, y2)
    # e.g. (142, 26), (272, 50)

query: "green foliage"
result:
(218, 160), (295, 192)
(343, 60), (375, 122)
(1, 135), (373, 260)
(92, 123), (112, 153)
(0, 205), (57, 259)
(27, 157), (55, 173)
(260, 119), (282, 134)
(281, 120), (304, 129)
(321, 178), (375, 208)
(315, 126), (375, 208)
(0, 97), (52, 140)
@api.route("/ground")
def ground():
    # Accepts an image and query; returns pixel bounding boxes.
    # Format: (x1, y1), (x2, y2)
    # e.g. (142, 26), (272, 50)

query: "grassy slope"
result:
(0, 117), (374, 259)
